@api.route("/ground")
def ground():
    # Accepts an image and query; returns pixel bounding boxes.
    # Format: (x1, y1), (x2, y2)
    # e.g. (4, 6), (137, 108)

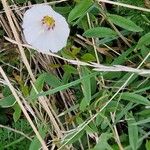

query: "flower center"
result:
(42, 16), (55, 30)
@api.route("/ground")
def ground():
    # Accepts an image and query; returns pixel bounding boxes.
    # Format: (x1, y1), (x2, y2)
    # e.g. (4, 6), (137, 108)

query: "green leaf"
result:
(29, 126), (47, 150)
(92, 133), (113, 150)
(80, 97), (88, 111)
(16, 0), (27, 4)
(137, 109), (150, 116)
(44, 73), (61, 88)
(63, 65), (78, 74)
(146, 140), (150, 150)
(76, 117), (98, 134)
(30, 73), (47, 98)
(0, 95), (16, 108)
(30, 72), (61, 101)
(115, 102), (133, 123)
(54, 6), (72, 16)
(141, 46), (150, 62)
(80, 67), (91, 111)
(62, 72), (71, 84)
(2, 86), (11, 96)
(81, 53), (96, 62)
(136, 32), (150, 49)
(98, 30), (130, 45)
(83, 27), (117, 38)
(133, 117), (150, 125)
(13, 103), (21, 122)
(68, 0), (93, 23)
(71, 47), (80, 56)
(108, 14), (143, 32)
(29, 72), (99, 100)
(121, 92), (150, 106)
(61, 49), (76, 59)
(127, 113), (138, 150)
(112, 47), (134, 65)
(113, 73), (138, 88)
(35, 0), (44, 3)
(63, 130), (85, 145)
(101, 118), (109, 130)
(62, 117), (85, 145)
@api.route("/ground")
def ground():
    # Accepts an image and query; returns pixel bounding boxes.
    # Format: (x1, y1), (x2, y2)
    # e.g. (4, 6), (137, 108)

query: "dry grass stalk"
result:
(4, 37), (150, 75)
(87, 13), (100, 64)
(98, 3), (131, 47)
(0, 14), (13, 37)
(1, 0), (35, 81)
(97, 0), (150, 12)
(76, 34), (113, 57)
(0, 0), (69, 14)
(0, 66), (48, 150)
(110, 112), (124, 150)
(1, 0), (66, 146)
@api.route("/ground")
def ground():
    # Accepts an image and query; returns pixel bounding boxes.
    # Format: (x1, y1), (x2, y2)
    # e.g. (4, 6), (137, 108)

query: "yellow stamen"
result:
(42, 16), (55, 29)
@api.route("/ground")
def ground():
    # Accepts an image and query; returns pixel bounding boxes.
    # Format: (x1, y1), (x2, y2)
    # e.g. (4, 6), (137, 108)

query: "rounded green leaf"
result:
(136, 32), (150, 49)
(81, 53), (96, 62)
(68, 0), (93, 23)
(0, 95), (16, 108)
(83, 27), (117, 38)
(108, 14), (143, 32)
(121, 92), (150, 106)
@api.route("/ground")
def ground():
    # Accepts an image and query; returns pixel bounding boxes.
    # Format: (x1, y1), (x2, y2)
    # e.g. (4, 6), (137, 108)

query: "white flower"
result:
(22, 4), (70, 54)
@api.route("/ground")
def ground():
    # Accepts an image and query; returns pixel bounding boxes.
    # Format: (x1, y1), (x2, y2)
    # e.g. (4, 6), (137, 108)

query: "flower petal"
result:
(22, 5), (54, 28)
(22, 4), (70, 54)
(23, 24), (43, 44)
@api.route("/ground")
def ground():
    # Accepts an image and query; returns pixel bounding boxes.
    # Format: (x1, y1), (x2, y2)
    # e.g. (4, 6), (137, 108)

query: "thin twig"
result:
(0, 0), (69, 14)
(87, 13), (100, 64)
(98, 3), (131, 47)
(4, 37), (150, 75)
(97, 0), (150, 12)
(30, 81), (63, 139)
(111, 113), (124, 150)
